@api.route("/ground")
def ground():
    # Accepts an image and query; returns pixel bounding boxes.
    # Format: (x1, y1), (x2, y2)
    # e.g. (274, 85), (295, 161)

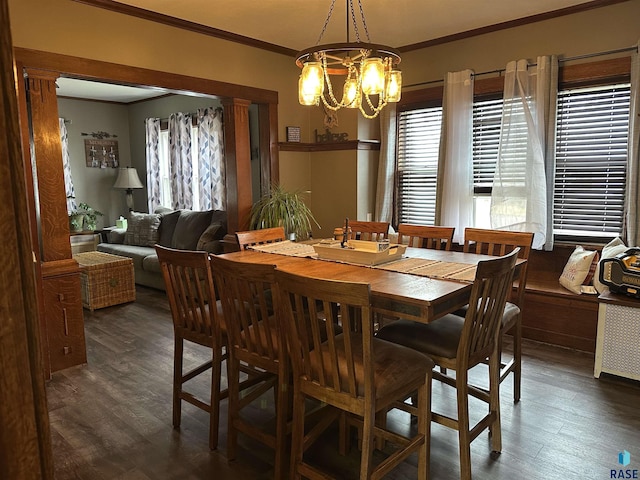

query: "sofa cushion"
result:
(171, 210), (214, 250)
(158, 210), (181, 247)
(197, 222), (225, 253)
(142, 254), (161, 274)
(97, 243), (154, 271)
(125, 212), (161, 247)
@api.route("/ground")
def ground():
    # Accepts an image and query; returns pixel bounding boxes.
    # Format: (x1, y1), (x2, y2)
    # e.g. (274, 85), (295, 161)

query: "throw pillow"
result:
(157, 210), (181, 247)
(196, 222), (224, 253)
(594, 237), (628, 293)
(171, 210), (214, 250)
(124, 212), (161, 247)
(559, 245), (598, 294)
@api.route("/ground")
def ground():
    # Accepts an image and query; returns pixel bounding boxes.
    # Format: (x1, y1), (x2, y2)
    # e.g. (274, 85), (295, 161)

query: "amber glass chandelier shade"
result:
(385, 70), (403, 102)
(299, 62), (324, 104)
(298, 76), (318, 105)
(361, 57), (385, 95)
(342, 76), (361, 108)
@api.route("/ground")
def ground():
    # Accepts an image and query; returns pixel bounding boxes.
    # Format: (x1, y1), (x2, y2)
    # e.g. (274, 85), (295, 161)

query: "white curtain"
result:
(145, 118), (162, 213)
(197, 107), (226, 211)
(437, 70), (474, 244)
(59, 118), (77, 214)
(168, 112), (193, 210)
(375, 103), (396, 224)
(625, 43), (640, 246)
(490, 56), (558, 250)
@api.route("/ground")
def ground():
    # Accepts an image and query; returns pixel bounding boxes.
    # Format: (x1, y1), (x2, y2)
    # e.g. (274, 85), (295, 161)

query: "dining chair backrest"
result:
(276, 270), (374, 403)
(156, 245), (220, 342)
(236, 226), (286, 251)
(460, 248), (519, 368)
(462, 227), (533, 306)
(210, 255), (281, 371)
(348, 220), (389, 241)
(397, 224), (455, 250)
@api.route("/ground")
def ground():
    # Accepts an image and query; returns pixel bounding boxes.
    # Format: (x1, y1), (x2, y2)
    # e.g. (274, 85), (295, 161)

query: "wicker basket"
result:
(74, 251), (136, 311)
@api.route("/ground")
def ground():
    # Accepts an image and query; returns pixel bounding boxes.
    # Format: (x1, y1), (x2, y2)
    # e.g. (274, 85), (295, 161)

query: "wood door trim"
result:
(14, 47), (279, 105)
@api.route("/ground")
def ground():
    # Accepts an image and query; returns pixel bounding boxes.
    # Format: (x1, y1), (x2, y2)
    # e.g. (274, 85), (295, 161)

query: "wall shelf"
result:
(278, 140), (380, 152)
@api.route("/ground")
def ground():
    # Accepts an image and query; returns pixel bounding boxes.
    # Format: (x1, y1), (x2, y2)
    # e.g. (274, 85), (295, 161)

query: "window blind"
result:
(472, 98), (503, 193)
(396, 107), (443, 225)
(553, 84), (630, 238)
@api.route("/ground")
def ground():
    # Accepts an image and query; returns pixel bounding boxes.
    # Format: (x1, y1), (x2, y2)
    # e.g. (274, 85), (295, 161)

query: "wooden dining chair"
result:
(460, 227), (533, 403)
(275, 269), (434, 480)
(348, 220), (390, 241)
(209, 254), (288, 479)
(376, 248), (519, 480)
(397, 224), (455, 250)
(236, 226), (286, 250)
(155, 245), (227, 450)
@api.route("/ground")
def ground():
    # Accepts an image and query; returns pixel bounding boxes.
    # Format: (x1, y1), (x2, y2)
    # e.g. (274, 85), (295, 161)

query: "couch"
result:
(97, 209), (227, 291)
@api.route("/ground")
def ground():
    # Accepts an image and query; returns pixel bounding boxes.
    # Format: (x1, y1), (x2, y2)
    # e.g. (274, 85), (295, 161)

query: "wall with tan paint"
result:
(8, 0), (640, 237)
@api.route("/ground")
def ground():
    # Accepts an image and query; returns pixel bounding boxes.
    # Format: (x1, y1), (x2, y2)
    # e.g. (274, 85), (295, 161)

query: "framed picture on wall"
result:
(286, 126), (301, 143)
(84, 139), (119, 168)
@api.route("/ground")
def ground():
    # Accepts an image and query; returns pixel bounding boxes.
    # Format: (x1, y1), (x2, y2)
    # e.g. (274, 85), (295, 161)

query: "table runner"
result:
(249, 240), (477, 283)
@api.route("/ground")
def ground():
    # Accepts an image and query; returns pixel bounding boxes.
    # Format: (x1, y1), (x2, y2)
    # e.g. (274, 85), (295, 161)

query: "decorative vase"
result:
(69, 213), (85, 232)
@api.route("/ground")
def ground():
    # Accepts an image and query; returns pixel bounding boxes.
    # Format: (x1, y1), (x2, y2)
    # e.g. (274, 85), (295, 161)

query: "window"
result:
(472, 97), (503, 228)
(553, 83), (630, 240)
(395, 73), (631, 242)
(158, 123), (201, 209)
(396, 106), (442, 225)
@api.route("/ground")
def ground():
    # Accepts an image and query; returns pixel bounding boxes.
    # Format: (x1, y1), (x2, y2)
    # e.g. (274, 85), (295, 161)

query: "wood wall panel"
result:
(41, 263), (87, 373)
(0, 0), (54, 476)
(23, 67), (87, 376)
(222, 98), (252, 233)
(25, 69), (73, 262)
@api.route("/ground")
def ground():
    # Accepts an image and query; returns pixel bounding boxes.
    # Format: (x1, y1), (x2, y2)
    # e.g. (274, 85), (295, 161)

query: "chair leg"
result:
(513, 317), (522, 403)
(289, 385), (305, 480)
(226, 352), (240, 462)
(173, 336), (183, 429)
(416, 377), (431, 480)
(360, 407), (376, 480)
(339, 411), (350, 455)
(489, 351), (502, 454)
(456, 369), (472, 480)
(209, 344), (223, 450)
(273, 366), (290, 480)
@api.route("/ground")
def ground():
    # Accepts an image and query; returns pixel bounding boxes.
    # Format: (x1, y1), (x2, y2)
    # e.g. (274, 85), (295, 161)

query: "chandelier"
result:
(295, 0), (402, 119)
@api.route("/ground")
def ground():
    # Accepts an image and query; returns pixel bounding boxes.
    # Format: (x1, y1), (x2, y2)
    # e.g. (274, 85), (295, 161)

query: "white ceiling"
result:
(56, 77), (169, 103)
(114, 0), (593, 51)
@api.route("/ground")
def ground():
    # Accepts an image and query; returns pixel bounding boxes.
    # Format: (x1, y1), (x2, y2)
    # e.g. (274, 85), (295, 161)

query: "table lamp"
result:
(113, 167), (144, 211)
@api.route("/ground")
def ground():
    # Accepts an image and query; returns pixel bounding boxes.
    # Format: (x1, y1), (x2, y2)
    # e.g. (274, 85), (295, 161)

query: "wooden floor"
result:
(47, 286), (640, 480)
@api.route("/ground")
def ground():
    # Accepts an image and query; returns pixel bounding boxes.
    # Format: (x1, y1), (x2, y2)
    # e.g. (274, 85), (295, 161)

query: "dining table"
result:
(219, 242), (526, 324)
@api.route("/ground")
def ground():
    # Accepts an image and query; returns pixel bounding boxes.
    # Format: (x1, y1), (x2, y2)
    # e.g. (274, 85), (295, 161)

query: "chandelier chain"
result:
(348, 1), (362, 43)
(316, 0), (337, 45)
(356, 0), (371, 43)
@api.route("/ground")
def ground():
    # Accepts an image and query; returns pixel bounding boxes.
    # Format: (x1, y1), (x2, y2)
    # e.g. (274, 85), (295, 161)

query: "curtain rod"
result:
(404, 44), (638, 89)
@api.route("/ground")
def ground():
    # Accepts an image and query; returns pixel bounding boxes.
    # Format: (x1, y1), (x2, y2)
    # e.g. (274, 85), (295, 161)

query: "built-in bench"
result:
(521, 244), (600, 353)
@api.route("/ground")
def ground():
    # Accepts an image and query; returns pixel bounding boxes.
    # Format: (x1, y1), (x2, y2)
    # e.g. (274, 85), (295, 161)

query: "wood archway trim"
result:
(14, 47), (281, 237)
(14, 47), (279, 104)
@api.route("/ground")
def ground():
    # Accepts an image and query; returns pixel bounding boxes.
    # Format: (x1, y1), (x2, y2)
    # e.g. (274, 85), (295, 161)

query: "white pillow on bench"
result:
(559, 245), (598, 294)
(593, 237), (628, 294)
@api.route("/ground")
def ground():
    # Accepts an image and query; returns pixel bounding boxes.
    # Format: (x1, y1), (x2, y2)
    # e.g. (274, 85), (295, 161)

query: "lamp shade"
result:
(113, 167), (143, 212)
(113, 167), (144, 190)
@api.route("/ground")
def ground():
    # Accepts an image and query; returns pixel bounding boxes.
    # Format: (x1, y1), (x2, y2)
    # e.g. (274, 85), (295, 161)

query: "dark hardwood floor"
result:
(47, 286), (640, 479)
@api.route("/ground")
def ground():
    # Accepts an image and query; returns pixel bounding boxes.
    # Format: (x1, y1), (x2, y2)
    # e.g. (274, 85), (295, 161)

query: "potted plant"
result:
(69, 202), (103, 232)
(249, 184), (320, 240)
